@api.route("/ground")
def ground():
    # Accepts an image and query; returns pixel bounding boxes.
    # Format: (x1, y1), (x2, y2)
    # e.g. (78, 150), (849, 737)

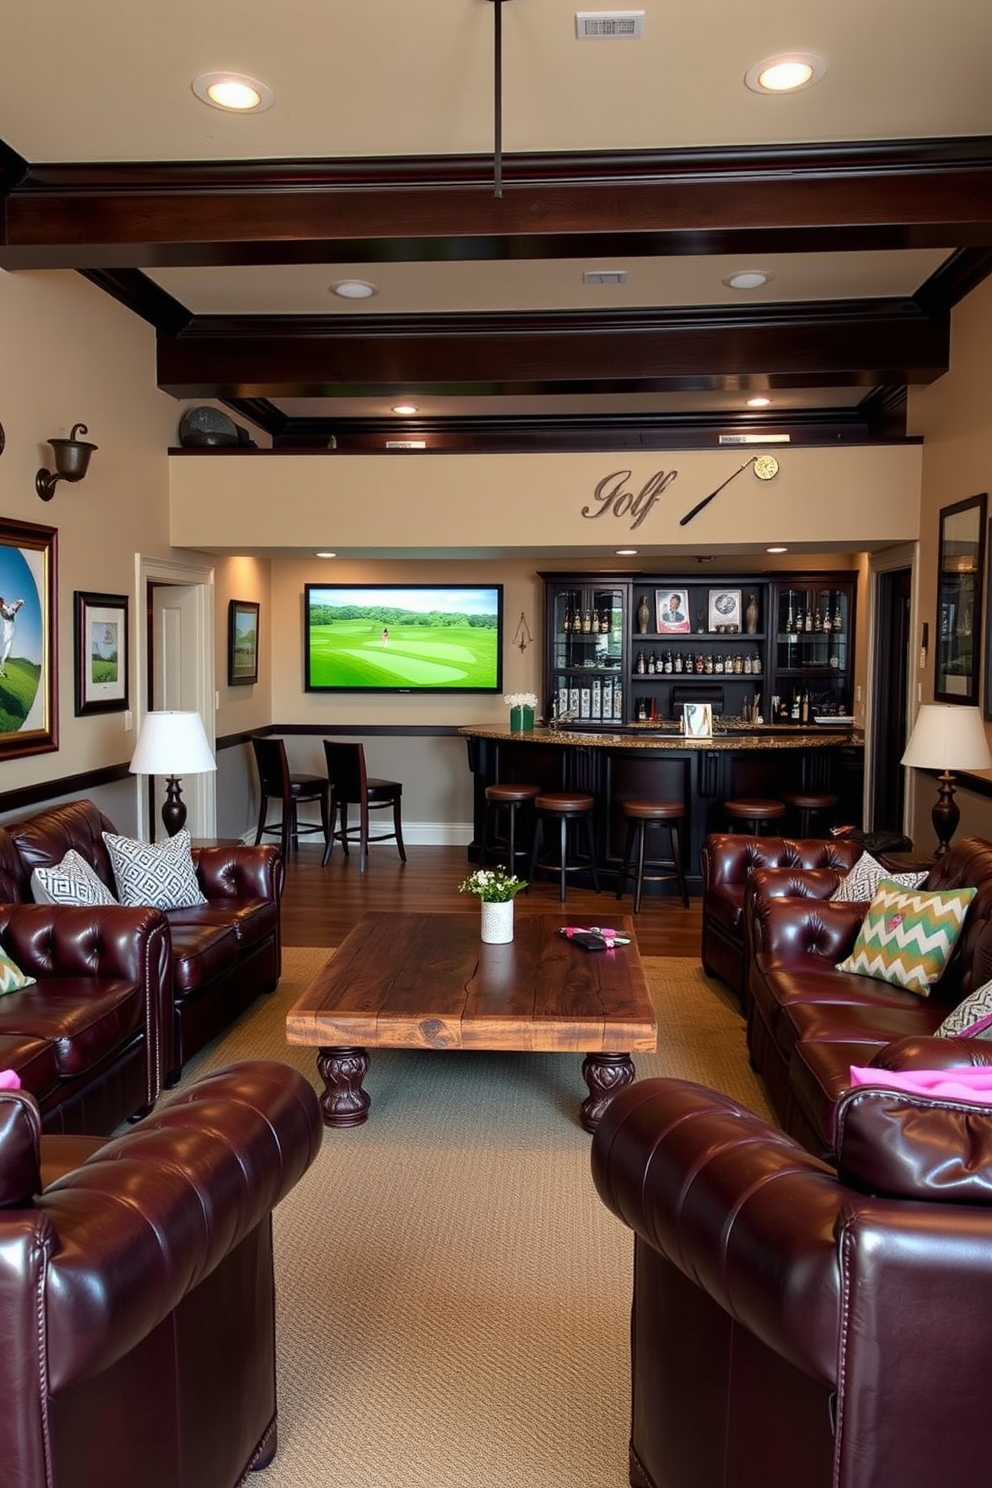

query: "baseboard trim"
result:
(242, 822), (473, 848)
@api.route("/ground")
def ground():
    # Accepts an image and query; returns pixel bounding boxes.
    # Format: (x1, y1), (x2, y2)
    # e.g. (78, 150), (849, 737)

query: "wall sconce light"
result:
(36, 423), (98, 502)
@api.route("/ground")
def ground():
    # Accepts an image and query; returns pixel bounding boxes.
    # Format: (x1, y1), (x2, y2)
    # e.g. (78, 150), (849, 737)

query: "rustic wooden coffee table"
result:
(285, 910), (656, 1132)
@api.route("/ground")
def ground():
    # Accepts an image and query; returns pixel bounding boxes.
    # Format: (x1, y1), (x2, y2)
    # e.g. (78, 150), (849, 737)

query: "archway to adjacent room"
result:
(135, 554), (216, 841)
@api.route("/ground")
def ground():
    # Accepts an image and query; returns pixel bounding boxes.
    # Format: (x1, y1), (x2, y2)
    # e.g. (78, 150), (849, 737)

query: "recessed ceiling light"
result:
(392, 404), (418, 415)
(192, 72), (273, 112)
(723, 270), (772, 291)
(746, 396), (772, 407)
(330, 280), (378, 300)
(315, 551), (337, 558)
(766, 546), (788, 554)
(615, 548), (638, 556)
(745, 53), (826, 94)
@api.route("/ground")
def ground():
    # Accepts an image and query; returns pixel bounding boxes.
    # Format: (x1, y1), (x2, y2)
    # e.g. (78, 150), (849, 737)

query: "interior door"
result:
(149, 582), (215, 839)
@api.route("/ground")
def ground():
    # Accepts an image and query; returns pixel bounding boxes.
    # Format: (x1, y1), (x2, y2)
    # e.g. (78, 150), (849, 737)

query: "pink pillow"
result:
(0, 1069), (22, 1090)
(850, 1065), (992, 1104)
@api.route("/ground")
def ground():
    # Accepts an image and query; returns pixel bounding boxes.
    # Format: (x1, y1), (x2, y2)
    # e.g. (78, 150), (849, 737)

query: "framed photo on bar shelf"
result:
(683, 701), (713, 738)
(228, 599), (260, 685)
(935, 492), (986, 706)
(74, 590), (128, 716)
(0, 517), (58, 758)
(655, 588), (690, 634)
(707, 588), (742, 632)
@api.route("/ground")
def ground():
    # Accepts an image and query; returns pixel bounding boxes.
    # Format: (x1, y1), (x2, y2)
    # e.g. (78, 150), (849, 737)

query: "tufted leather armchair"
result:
(0, 1059), (322, 1488)
(700, 833), (862, 1002)
(593, 1075), (992, 1488)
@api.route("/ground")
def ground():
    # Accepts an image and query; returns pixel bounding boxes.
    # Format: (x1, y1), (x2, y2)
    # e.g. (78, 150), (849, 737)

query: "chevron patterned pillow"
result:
(103, 829), (207, 910)
(836, 880), (977, 996)
(0, 946), (35, 996)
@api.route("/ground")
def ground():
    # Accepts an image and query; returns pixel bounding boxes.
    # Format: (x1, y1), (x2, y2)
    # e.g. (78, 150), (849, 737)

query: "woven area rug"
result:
(180, 949), (771, 1488)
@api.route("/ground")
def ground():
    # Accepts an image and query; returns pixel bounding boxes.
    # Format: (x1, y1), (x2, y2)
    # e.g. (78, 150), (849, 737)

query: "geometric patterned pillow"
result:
(0, 944), (35, 996)
(31, 849), (118, 906)
(936, 978), (992, 1039)
(836, 880), (977, 996)
(102, 828), (206, 910)
(830, 850), (928, 902)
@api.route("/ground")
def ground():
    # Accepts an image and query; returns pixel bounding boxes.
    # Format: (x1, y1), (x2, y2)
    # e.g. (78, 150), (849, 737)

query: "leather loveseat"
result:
(0, 799), (284, 1090)
(744, 834), (992, 1156)
(592, 1075), (992, 1488)
(0, 1058), (322, 1488)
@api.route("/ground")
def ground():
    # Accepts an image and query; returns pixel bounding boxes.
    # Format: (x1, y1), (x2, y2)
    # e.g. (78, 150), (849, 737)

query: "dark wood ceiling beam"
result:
(4, 141), (992, 268)
(157, 302), (948, 399)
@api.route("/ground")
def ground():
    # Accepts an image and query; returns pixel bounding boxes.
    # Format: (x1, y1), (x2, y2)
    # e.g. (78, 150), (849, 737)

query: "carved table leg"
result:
(316, 1046), (371, 1128)
(580, 1052), (634, 1133)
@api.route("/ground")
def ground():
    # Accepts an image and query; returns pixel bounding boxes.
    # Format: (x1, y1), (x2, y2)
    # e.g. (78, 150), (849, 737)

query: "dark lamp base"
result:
(161, 776), (187, 838)
(931, 770), (960, 858)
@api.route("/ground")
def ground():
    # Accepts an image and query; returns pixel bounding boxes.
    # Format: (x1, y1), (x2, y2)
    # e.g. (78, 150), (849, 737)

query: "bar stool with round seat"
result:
(615, 799), (689, 911)
(528, 792), (600, 902)
(783, 790), (839, 838)
(724, 797), (787, 834)
(480, 783), (541, 878)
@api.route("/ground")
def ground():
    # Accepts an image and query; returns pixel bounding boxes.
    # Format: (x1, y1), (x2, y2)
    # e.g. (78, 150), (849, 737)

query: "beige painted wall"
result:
(0, 268), (271, 824)
(906, 273), (992, 845)
(171, 444), (922, 555)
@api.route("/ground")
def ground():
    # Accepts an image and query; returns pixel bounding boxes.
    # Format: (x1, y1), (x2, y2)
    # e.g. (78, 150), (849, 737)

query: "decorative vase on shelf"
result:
(745, 593), (759, 635)
(636, 595), (650, 635)
(480, 899), (514, 944)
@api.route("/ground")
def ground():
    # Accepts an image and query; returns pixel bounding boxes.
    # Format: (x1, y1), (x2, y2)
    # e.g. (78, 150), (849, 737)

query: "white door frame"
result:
(134, 553), (216, 840)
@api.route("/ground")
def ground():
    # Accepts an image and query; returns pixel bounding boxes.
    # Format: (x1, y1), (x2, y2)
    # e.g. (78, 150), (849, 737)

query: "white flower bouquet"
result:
(503, 692), (538, 709)
(459, 868), (528, 902)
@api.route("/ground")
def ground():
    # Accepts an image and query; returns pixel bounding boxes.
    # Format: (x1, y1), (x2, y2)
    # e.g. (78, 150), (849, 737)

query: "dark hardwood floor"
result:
(280, 842), (703, 958)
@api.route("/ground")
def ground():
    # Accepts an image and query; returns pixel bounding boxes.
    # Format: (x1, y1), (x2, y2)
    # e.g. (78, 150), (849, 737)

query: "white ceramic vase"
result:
(480, 898), (514, 944)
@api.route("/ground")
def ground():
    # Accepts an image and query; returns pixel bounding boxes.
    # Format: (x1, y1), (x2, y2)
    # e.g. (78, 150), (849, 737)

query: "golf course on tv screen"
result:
(305, 584), (503, 693)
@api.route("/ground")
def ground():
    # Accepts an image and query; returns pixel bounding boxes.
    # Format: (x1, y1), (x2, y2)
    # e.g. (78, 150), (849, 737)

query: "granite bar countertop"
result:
(459, 725), (855, 752)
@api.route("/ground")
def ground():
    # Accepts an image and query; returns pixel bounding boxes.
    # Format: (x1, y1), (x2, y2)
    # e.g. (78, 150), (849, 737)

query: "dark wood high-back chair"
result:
(251, 735), (330, 860)
(322, 740), (406, 873)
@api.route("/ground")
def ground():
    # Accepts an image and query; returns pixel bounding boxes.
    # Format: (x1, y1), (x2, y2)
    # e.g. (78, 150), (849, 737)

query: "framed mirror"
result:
(935, 493), (987, 705)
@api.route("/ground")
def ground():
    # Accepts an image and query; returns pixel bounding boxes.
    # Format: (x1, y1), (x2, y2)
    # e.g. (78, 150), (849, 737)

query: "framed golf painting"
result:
(74, 590), (128, 716)
(0, 517), (58, 757)
(228, 599), (260, 685)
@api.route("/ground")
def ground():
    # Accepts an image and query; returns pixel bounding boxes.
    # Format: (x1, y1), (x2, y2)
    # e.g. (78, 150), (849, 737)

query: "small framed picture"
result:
(656, 588), (690, 634)
(683, 701), (713, 739)
(228, 599), (260, 686)
(708, 588), (742, 632)
(74, 590), (128, 716)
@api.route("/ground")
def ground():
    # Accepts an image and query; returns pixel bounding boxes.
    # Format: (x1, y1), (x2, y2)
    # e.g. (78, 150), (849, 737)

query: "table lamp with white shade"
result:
(900, 703), (992, 856)
(129, 710), (216, 837)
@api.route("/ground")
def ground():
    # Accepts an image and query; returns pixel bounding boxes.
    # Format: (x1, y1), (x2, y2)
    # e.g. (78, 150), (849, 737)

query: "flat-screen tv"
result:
(305, 583), (504, 693)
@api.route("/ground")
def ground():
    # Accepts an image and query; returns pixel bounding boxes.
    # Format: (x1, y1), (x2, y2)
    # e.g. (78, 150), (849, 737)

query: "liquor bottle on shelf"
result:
(813, 604), (822, 632)
(833, 597), (844, 632)
(674, 651), (684, 673)
(800, 687), (810, 725)
(804, 601), (813, 633)
(599, 610), (609, 633)
(582, 610), (592, 634)
(823, 607), (833, 634)
(562, 607), (572, 633)
(647, 652), (656, 675)
(664, 650), (673, 673)
(785, 592), (795, 633)
(636, 650), (646, 675)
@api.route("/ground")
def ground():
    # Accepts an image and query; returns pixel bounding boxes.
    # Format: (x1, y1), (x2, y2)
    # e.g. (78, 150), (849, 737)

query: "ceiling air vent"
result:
(576, 11), (645, 39)
(385, 440), (427, 450)
(583, 270), (628, 285)
(719, 433), (791, 445)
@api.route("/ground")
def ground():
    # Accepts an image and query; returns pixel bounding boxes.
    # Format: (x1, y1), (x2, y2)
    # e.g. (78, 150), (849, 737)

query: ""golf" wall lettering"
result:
(581, 469), (679, 530)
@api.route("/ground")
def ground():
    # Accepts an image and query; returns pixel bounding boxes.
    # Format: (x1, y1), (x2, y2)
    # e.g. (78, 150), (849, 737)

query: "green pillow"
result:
(836, 879), (976, 996)
(0, 944), (35, 996)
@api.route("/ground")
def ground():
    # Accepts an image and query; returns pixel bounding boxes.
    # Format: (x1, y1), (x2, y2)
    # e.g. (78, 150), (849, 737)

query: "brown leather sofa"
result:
(1, 1058), (322, 1488)
(0, 799), (284, 1086)
(592, 1075), (992, 1488)
(700, 832), (863, 1002)
(744, 834), (992, 1155)
(0, 900), (171, 1134)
